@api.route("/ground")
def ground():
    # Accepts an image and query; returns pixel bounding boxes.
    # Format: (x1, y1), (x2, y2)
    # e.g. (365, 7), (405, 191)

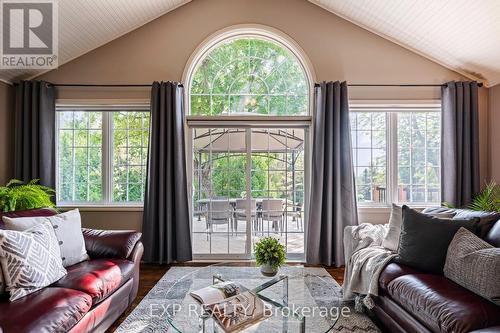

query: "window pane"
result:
(57, 111), (103, 202)
(190, 38), (309, 116)
(112, 111), (150, 202)
(350, 111), (387, 203)
(397, 111), (441, 203)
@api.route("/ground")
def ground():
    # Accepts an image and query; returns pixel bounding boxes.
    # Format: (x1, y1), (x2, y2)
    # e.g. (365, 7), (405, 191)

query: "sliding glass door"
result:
(190, 126), (307, 260)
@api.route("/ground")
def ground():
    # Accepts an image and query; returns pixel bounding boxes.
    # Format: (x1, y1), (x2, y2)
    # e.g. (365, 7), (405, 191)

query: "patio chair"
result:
(261, 199), (284, 235)
(206, 200), (233, 240)
(287, 203), (303, 232)
(234, 199), (257, 233)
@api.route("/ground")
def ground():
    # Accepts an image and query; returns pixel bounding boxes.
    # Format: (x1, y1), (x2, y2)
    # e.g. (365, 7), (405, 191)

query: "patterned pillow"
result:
(3, 209), (89, 267)
(444, 227), (500, 305)
(0, 221), (67, 301)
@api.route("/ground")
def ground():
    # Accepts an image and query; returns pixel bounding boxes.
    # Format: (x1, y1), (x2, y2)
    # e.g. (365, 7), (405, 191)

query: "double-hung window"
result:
(56, 105), (150, 206)
(350, 104), (441, 206)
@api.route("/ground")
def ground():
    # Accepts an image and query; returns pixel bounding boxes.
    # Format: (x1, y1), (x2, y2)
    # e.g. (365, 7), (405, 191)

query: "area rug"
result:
(116, 266), (380, 332)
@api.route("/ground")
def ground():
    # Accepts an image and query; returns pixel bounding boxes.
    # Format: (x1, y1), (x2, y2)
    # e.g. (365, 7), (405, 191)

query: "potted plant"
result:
(254, 237), (286, 277)
(443, 180), (500, 212)
(468, 181), (500, 212)
(0, 179), (55, 212)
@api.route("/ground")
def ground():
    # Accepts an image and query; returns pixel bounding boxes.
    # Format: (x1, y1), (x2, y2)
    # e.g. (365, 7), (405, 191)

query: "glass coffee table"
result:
(163, 262), (343, 332)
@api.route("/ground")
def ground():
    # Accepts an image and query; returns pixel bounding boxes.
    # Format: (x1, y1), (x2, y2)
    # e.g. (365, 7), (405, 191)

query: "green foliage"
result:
(254, 237), (286, 270)
(468, 181), (500, 212)
(58, 111), (149, 203)
(0, 179), (55, 212)
(441, 181), (500, 212)
(191, 38), (308, 116)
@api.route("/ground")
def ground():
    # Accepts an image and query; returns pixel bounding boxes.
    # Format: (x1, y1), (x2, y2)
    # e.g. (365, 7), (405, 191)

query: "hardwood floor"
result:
(107, 263), (345, 332)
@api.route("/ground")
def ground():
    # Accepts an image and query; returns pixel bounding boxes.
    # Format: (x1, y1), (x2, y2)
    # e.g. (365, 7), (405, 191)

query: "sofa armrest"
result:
(82, 228), (142, 260)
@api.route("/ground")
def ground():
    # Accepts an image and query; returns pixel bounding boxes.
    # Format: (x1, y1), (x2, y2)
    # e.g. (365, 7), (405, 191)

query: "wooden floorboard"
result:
(107, 263), (345, 332)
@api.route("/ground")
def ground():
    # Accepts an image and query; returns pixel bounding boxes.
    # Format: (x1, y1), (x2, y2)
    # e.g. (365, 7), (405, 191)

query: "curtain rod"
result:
(20, 82), (483, 88)
(315, 83), (483, 88)
(48, 83), (184, 88)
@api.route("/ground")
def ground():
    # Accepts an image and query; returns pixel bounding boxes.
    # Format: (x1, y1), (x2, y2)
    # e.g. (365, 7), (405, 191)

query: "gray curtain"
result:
(142, 81), (192, 264)
(306, 81), (358, 267)
(14, 80), (56, 189)
(441, 81), (480, 208)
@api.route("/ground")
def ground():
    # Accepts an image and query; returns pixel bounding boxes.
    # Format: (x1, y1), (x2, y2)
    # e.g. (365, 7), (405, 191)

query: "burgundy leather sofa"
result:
(0, 208), (144, 333)
(371, 209), (500, 333)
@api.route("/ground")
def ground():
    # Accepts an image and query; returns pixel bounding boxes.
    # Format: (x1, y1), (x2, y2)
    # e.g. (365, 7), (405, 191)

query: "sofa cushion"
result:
(396, 206), (479, 273)
(453, 210), (500, 238)
(0, 287), (92, 333)
(382, 204), (403, 252)
(51, 258), (134, 305)
(387, 274), (500, 333)
(0, 221), (67, 301)
(82, 229), (142, 259)
(379, 262), (423, 293)
(3, 209), (89, 267)
(0, 208), (57, 229)
(444, 228), (500, 305)
(485, 221), (500, 247)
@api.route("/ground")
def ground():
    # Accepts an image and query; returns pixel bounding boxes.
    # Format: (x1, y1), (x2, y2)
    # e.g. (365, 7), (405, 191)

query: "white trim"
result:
(181, 24), (316, 117)
(57, 205), (143, 212)
(56, 99), (150, 107)
(55, 104), (150, 206)
(351, 105), (442, 207)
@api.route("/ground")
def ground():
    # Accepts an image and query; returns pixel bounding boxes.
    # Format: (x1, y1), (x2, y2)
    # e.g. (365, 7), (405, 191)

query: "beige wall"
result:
(0, 81), (14, 185)
(30, 0), (492, 227)
(489, 84), (500, 182)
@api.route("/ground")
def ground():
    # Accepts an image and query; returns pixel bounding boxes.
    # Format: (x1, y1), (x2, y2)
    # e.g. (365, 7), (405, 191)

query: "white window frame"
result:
(55, 102), (150, 208)
(350, 101), (442, 208)
(186, 117), (312, 261)
(183, 25), (316, 260)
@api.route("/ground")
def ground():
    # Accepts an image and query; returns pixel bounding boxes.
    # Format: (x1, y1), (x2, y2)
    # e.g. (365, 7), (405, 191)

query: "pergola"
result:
(193, 128), (305, 204)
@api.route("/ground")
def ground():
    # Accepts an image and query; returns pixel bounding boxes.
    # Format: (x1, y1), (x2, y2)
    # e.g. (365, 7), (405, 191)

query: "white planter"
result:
(260, 263), (278, 277)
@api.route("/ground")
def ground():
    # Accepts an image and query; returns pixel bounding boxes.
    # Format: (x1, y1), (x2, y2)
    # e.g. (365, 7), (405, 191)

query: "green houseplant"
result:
(0, 179), (55, 212)
(468, 181), (500, 212)
(443, 180), (500, 212)
(254, 237), (286, 276)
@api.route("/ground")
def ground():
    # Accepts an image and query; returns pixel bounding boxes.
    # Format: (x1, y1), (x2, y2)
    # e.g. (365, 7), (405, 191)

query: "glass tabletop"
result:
(162, 262), (343, 333)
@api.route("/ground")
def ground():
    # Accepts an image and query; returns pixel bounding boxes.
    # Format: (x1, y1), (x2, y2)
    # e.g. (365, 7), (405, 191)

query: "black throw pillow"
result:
(395, 205), (479, 274)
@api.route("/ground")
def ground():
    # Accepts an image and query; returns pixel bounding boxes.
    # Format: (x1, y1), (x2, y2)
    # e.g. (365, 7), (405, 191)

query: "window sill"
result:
(358, 203), (440, 212)
(57, 205), (144, 212)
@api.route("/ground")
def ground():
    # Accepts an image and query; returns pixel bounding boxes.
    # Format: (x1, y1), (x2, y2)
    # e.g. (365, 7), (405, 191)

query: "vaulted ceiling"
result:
(311, 0), (500, 87)
(1, 0), (499, 87)
(0, 0), (191, 84)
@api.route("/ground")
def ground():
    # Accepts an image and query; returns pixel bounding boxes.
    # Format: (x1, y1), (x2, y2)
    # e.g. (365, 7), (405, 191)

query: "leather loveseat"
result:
(0, 208), (144, 333)
(371, 208), (500, 333)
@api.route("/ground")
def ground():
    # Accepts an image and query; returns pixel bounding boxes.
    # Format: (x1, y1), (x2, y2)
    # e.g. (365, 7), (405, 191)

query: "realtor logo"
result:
(0, 0), (58, 69)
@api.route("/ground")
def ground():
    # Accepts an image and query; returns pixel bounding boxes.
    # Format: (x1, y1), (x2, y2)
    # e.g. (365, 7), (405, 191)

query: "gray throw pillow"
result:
(0, 221), (67, 301)
(382, 204), (402, 252)
(444, 228), (500, 305)
(395, 206), (479, 273)
(3, 209), (89, 267)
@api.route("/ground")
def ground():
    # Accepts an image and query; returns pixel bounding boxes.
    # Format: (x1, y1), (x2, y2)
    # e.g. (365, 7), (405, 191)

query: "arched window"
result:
(185, 26), (313, 259)
(188, 33), (311, 116)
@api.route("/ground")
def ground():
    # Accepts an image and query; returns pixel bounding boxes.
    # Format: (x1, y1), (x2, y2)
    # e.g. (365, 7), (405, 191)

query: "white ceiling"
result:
(2, 0), (499, 87)
(0, 0), (190, 84)
(309, 0), (500, 87)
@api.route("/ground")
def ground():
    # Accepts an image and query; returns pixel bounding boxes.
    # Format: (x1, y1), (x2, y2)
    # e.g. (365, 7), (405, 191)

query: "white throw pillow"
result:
(382, 204), (403, 252)
(3, 209), (89, 267)
(0, 221), (67, 301)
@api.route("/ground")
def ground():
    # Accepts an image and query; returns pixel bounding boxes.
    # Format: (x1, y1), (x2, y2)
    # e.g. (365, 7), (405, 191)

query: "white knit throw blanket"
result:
(342, 223), (397, 310)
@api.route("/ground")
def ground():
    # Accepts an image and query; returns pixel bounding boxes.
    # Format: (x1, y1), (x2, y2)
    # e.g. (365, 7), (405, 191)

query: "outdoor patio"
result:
(191, 212), (305, 254)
